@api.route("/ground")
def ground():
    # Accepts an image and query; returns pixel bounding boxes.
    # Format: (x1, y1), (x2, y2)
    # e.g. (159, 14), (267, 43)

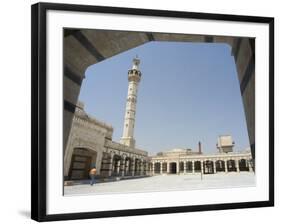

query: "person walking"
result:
(89, 166), (97, 186)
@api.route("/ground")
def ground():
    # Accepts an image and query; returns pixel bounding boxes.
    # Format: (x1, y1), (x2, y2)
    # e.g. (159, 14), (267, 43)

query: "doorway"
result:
(169, 162), (177, 174)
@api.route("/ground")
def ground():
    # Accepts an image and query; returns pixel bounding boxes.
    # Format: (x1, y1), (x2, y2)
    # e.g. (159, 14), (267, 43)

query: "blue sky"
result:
(79, 41), (250, 155)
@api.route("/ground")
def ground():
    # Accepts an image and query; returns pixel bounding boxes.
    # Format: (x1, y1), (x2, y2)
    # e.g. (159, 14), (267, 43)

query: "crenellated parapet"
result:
(105, 139), (148, 157)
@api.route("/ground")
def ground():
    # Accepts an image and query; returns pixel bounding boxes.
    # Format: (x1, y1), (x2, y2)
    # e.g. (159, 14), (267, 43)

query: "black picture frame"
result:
(31, 2), (274, 222)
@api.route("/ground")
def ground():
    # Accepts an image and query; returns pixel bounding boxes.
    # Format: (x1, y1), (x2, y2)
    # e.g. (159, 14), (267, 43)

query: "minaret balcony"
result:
(128, 73), (141, 82)
(128, 69), (141, 76)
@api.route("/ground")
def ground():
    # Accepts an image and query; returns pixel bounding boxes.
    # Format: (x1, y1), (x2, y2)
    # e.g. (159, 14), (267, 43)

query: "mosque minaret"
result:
(120, 57), (142, 148)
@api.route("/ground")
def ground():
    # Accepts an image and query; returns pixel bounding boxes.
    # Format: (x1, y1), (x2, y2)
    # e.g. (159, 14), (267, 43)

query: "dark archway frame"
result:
(63, 29), (256, 162)
(31, 2), (274, 222)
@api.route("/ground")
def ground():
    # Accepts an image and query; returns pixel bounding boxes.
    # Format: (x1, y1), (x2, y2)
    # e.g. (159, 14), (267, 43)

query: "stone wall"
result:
(64, 102), (149, 180)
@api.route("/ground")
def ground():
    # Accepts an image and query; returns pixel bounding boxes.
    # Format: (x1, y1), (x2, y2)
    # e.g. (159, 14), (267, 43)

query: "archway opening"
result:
(100, 152), (111, 177)
(154, 162), (161, 174)
(179, 162), (184, 173)
(68, 148), (97, 180)
(203, 160), (214, 174)
(142, 161), (147, 175)
(129, 158), (136, 176)
(162, 162), (167, 173)
(239, 159), (249, 171)
(227, 160), (237, 172)
(194, 161), (201, 173)
(215, 160), (225, 172)
(124, 157), (132, 176)
(169, 162), (177, 174)
(135, 159), (141, 176)
(186, 161), (192, 173)
(112, 155), (122, 176)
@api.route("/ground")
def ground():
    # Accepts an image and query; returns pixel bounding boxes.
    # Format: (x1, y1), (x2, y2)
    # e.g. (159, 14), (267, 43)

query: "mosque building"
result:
(64, 57), (253, 181)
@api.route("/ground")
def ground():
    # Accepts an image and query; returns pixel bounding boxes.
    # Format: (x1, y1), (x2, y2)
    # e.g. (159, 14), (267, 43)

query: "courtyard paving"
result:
(64, 172), (255, 196)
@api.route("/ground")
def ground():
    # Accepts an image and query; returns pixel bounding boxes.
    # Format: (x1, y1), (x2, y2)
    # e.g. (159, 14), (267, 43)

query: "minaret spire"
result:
(120, 57), (142, 148)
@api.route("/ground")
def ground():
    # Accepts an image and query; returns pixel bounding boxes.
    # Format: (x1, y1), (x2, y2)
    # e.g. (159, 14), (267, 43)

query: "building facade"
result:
(64, 102), (148, 180)
(149, 147), (253, 175)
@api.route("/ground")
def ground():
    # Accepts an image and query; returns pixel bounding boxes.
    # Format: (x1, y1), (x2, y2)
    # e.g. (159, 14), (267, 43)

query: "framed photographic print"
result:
(31, 2), (274, 222)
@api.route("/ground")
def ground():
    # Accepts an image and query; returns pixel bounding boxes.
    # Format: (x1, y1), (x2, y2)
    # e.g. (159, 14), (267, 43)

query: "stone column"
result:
(120, 158), (125, 177)
(184, 161), (187, 174)
(248, 160), (253, 172)
(225, 160), (228, 173)
(108, 155), (114, 176)
(167, 162), (170, 174)
(236, 160), (240, 172)
(176, 161), (180, 174)
(201, 161), (204, 174)
(131, 159), (135, 176)
(116, 160), (121, 175)
(135, 160), (139, 176)
(134, 160), (137, 175)
(137, 160), (141, 176)
(144, 161), (147, 175)
(142, 161), (145, 175)
(192, 161), (195, 173)
(140, 161), (144, 175)
(160, 162), (163, 174)
(125, 159), (129, 175)
(95, 151), (103, 175)
(152, 162), (155, 175)
(213, 160), (217, 173)
(138, 161), (141, 175)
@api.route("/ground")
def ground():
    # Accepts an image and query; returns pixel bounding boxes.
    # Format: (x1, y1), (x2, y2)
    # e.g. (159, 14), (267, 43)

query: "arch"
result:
(162, 162), (167, 173)
(169, 162), (177, 174)
(239, 159), (249, 171)
(227, 159), (237, 172)
(186, 161), (193, 173)
(148, 162), (153, 174)
(112, 154), (122, 176)
(124, 157), (133, 176)
(154, 162), (161, 174)
(203, 160), (214, 174)
(68, 147), (97, 180)
(194, 161), (201, 172)
(138, 159), (144, 176)
(179, 162), (185, 173)
(142, 160), (148, 175)
(129, 157), (136, 176)
(135, 158), (141, 176)
(100, 152), (112, 177)
(63, 30), (255, 173)
(215, 160), (226, 172)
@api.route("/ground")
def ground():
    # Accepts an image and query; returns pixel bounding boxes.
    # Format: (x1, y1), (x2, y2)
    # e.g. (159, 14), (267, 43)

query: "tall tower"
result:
(120, 57), (142, 148)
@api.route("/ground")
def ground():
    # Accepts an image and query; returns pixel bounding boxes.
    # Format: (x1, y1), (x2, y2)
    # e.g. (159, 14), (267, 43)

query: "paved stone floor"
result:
(64, 172), (255, 196)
